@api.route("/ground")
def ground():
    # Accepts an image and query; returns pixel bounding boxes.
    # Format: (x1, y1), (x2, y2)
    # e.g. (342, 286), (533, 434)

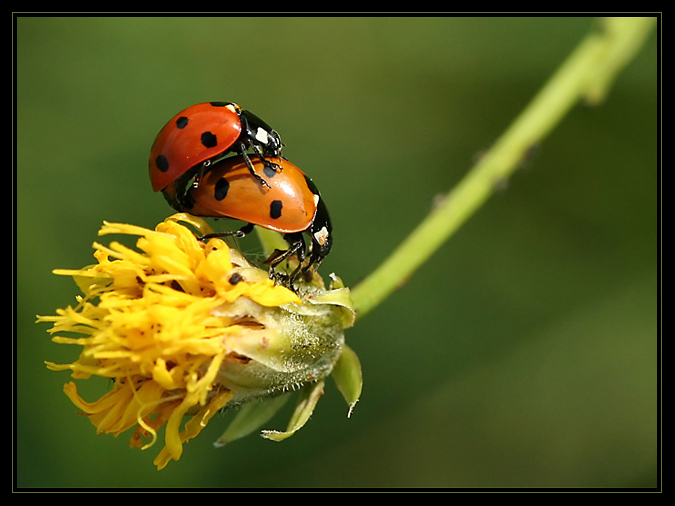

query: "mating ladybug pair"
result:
(148, 102), (332, 284)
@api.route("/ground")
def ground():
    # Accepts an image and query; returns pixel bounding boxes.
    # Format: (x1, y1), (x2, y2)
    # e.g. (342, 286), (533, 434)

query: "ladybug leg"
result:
(192, 161), (210, 188)
(199, 222), (255, 241)
(238, 144), (272, 189)
(264, 233), (306, 285)
(301, 250), (322, 279)
(250, 143), (282, 173)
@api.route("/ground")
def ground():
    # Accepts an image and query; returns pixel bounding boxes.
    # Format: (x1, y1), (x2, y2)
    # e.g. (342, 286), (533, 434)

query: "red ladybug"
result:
(184, 155), (332, 282)
(149, 101), (282, 207)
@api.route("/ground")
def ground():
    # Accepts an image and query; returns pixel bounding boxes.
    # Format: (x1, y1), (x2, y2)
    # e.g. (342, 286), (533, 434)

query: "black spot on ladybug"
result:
(263, 163), (277, 178)
(201, 131), (217, 148)
(228, 272), (243, 284)
(270, 200), (283, 219)
(176, 116), (189, 129)
(156, 155), (169, 172)
(214, 178), (230, 201)
(210, 102), (229, 107)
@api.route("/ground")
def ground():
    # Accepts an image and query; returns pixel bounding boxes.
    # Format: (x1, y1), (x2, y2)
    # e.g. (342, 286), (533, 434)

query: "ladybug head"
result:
(308, 197), (332, 264)
(239, 109), (282, 157)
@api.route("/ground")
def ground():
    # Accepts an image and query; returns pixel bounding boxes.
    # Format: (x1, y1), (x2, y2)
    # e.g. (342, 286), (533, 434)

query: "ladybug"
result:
(184, 155), (332, 283)
(149, 101), (282, 209)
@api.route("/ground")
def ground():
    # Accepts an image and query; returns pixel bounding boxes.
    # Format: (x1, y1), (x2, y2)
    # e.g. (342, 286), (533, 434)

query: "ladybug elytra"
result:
(184, 155), (332, 282)
(149, 101), (282, 201)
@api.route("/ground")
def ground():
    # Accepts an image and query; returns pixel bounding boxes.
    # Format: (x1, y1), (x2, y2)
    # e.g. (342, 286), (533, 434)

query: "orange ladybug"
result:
(149, 101), (282, 195)
(184, 155), (332, 282)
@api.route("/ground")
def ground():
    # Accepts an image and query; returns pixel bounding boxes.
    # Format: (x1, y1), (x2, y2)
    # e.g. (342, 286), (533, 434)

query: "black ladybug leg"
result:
(192, 161), (209, 188)
(199, 222), (255, 241)
(250, 143), (282, 173)
(264, 241), (302, 270)
(301, 250), (322, 278)
(264, 234), (306, 285)
(238, 145), (271, 189)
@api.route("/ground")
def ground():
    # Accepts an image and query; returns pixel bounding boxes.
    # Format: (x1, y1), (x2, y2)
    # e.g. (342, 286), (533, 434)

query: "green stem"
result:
(350, 16), (656, 320)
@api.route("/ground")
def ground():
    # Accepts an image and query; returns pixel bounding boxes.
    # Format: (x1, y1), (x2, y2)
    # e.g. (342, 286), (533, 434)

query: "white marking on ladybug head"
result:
(314, 226), (329, 246)
(255, 127), (269, 145)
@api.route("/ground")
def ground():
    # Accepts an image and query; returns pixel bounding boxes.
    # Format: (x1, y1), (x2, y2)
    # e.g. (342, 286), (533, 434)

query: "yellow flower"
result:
(39, 214), (361, 470)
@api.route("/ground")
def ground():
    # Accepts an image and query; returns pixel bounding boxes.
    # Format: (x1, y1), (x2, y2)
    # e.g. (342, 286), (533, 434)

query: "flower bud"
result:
(39, 214), (360, 470)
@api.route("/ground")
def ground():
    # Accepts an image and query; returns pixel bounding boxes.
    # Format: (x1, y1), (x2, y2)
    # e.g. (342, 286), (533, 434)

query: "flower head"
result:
(39, 214), (360, 470)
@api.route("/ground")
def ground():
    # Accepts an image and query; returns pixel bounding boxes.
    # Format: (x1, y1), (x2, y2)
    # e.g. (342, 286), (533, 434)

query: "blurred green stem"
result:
(350, 16), (656, 320)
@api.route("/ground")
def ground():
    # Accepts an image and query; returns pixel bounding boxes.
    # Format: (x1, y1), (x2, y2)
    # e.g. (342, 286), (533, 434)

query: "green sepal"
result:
(213, 393), (291, 447)
(331, 344), (362, 417)
(261, 380), (325, 442)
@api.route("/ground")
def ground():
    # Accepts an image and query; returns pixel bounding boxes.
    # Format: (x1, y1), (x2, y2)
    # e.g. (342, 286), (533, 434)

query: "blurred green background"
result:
(16, 16), (657, 489)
